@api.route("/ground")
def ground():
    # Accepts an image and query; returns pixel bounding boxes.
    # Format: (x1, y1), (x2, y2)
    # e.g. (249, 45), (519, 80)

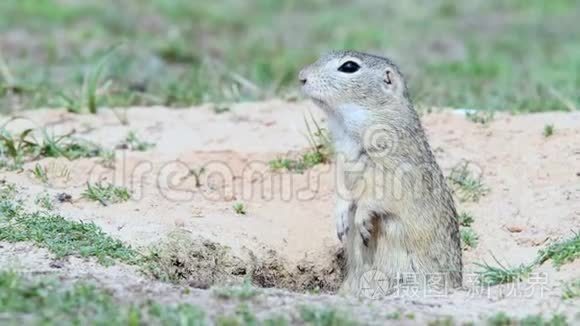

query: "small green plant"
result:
(304, 113), (332, 162)
(0, 128), (34, 169)
(82, 182), (131, 206)
(536, 232), (580, 268)
(233, 202), (246, 215)
(385, 310), (402, 320)
(36, 130), (103, 160)
(0, 183), (138, 265)
(29, 162), (72, 184)
(458, 212), (474, 227)
(299, 306), (355, 326)
(543, 124), (555, 137)
(475, 255), (533, 286)
(269, 157), (307, 173)
(147, 303), (206, 325)
(447, 160), (488, 202)
(213, 104), (230, 114)
(520, 315), (543, 326)
(487, 312), (512, 326)
(465, 110), (494, 124)
(1, 211), (138, 264)
(427, 316), (455, 326)
(460, 227), (478, 249)
(58, 50), (115, 114)
(269, 157), (296, 171)
(520, 314), (567, 326)
(155, 38), (200, 64)
(0, 271), (206, 324)
(31, 163), (49, 183)
(99, 149), (116, 168)
(213, 279), (260, 300)
(472, 232), (580, 288)
(491, 313), (568, 326)
(269, 114), (332, 173)
(216, 303), (259, 326)
(0, 182), (17, 200)
(123, 131), (155, 151)
(263, 315), (289, 326)
(34, 192), (54, 210)
(0, 128), (103, 169)
(548, 314), (567, 326)
(562, 279), (580, 300)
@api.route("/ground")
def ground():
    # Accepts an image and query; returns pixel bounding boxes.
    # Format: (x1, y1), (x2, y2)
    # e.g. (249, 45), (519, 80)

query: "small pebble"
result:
(49, 260), (65, 269)
(506, 225), (524, 233)
(56, 193), (73, 203)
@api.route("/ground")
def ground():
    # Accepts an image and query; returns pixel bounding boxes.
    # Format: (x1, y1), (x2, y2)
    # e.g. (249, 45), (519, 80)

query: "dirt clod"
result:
(506, 225), (525, 233)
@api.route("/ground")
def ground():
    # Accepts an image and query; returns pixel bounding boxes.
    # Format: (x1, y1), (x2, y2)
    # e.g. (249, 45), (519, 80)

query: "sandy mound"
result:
(1, 100), (579, 296)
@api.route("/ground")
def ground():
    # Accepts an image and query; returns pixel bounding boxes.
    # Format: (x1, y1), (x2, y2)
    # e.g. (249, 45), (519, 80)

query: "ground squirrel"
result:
(299, 50), (462, 296)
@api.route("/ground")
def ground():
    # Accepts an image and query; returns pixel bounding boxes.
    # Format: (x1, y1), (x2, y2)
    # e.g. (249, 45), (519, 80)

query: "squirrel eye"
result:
(338, 61), (360, 73)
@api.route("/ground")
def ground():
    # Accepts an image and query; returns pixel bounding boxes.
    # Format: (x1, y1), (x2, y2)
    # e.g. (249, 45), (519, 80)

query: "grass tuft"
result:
(31, 163), (49, 183)
(536, 232), (580, 268)
(216, 303), (260, 326)
(233, 202), (246, 215)
(465, 111), (494, 124)
(543, 124), (555, 137)
(486, 312), (513, 326)
(58, 49), (116, 114)
(99, 149), (116, 168)
(447, 160), (489, 202)
(37, 130), (103, 160)
(82, 182), (131, 206)
(34, 192), (54, 211)
(475, 255), (533, 286)
(427, 316), (455, 326)
(300, 306), (356, 326)
(562, 279), (580, 300)
(0, 127), (34, 169)
(474, 231), (580, 287)
(460, 228), (478, 250)
(458, 212), (474, 227)
(123, 131), (155, 151)
(488, 312), (568, 326)
(0, 271), (206, 324)
(0, 212), (138, 265)
(0, 183), (138, 265)
(269, 114), (332, 173)
(213, 279), (260, 300)
(1, 1), (579, 112)
(0, 127), (106, 170)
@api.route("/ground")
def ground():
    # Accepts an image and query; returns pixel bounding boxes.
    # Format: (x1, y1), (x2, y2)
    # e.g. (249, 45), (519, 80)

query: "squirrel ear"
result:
(384, 68), (394, 86)
(383, 67), (403, 95)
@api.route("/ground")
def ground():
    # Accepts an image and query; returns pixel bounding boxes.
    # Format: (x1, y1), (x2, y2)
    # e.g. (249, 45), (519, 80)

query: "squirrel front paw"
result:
(335, 200), (354, 242)
(354, 210), (373, 247)
(336, 210), (350, 241)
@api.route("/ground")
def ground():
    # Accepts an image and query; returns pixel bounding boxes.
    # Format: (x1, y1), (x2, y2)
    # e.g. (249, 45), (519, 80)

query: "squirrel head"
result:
(299, 50), (410, 113)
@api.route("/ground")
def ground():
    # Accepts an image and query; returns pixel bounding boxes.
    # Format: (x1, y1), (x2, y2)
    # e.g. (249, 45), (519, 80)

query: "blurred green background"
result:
(0, 0), (578, 113)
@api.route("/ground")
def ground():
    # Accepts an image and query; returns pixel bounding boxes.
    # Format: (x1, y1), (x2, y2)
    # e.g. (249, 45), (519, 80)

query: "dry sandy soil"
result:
(1, 100), (579, 324)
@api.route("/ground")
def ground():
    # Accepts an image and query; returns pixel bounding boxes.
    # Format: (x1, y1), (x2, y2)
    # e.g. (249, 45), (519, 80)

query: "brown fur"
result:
(299, 50), (462, 296)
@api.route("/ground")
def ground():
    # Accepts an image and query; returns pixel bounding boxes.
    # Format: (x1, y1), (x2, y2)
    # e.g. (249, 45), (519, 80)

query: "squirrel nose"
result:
(298, 70), (308, 85)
